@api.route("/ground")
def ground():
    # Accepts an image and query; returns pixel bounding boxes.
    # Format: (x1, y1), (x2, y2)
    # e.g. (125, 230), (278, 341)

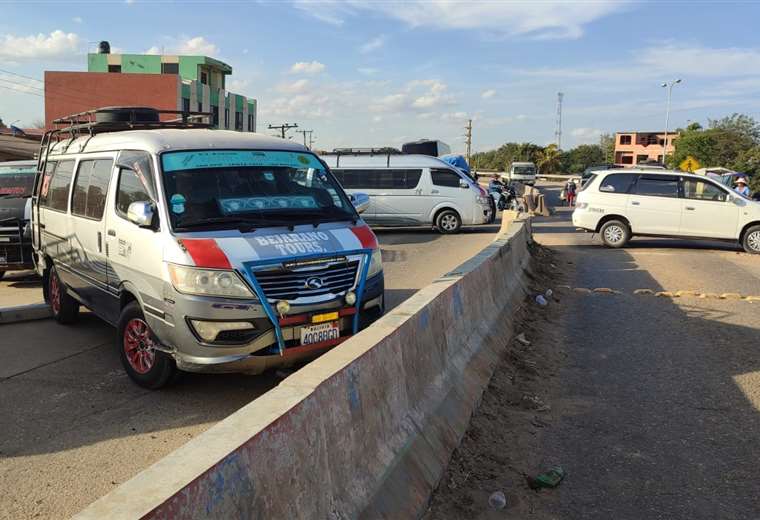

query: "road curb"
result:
(0, 303), (52, 324)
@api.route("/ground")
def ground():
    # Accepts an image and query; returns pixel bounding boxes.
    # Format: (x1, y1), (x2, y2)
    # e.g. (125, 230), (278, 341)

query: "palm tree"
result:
(538, 144), (562, 175)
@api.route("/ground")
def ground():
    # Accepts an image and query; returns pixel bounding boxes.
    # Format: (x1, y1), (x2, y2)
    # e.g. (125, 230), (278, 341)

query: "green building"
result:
(86, 50), (257, 132)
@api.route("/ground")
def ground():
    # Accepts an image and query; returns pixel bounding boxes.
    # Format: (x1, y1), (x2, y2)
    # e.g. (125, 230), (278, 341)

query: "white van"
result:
(321, 150), (492, 233)
(503, 161), (537, 186)
(573, 168), (760, 253)
(32, 107), (385, 389)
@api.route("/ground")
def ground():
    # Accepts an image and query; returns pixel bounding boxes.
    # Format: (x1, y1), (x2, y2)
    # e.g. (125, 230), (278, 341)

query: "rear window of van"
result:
(332, 169), (422, 190)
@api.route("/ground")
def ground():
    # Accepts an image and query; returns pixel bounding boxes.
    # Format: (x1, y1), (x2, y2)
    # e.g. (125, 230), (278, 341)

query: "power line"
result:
(464, 119), (473, 165)
(268, 122), (298, 139)
(296, 129), (314, 149)
(555, 92), (564, 150)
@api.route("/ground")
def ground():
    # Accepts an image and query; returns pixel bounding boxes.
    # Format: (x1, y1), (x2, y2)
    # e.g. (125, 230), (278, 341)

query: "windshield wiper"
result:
(174, 217), (261, 232)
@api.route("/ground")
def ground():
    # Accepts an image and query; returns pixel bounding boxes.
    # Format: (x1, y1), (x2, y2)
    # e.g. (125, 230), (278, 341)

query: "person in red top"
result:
(565, 179), (577, 206)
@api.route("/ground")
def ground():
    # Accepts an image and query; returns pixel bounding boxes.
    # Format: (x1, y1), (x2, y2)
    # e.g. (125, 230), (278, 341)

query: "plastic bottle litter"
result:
(535, 294), (548, 306)
(488, 491), (507, 510)
(545, 289), (553, 298)
(527, 467), (566, 490)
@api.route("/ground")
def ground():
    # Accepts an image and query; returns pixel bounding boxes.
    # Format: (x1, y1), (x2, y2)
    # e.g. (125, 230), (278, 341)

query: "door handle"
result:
(431, 189), (439, 194)
(631, 201), (640, 206)
(39, 223), (46, 229)
(97, 231), (102, 252)
(107, 229), (116, 237)
(685, 206), (695, 211)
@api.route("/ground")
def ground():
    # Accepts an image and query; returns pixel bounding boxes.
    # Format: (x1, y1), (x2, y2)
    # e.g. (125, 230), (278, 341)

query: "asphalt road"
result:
(0, 220), (501, 520)
(529, 183), (760, 519)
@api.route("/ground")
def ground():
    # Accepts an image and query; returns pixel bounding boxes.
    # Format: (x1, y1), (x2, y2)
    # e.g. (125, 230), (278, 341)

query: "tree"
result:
(560, 144), (605, 174)
(599, 133), (615, 164)
(537, 144), (562, 175)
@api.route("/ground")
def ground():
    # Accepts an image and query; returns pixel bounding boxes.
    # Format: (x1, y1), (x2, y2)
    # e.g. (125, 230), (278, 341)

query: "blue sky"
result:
(2, 1), (760, 154)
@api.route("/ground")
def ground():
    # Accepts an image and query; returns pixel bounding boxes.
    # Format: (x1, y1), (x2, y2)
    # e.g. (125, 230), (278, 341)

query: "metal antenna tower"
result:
(554, 92), (564, 150)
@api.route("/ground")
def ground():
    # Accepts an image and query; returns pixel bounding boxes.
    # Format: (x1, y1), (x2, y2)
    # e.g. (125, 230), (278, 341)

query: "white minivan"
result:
(573, 168), (760, 253)
(322, 150), (493, 233)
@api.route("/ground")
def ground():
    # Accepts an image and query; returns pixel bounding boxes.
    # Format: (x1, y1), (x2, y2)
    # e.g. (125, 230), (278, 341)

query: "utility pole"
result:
(661, 79), (682, 164)
(268, 122), (298, 139)
(554, 92), (564, 150)
(296, 129), (314, 149)
(464, 119), (473, 165)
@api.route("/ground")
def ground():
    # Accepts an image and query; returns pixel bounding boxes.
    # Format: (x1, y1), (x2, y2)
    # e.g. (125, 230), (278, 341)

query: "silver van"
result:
(322, 150), (492, 233)
(32, 108), (384, 388)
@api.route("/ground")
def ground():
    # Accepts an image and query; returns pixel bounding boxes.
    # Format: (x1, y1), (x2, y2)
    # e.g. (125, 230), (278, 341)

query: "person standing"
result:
(565, 178), (577, 206)
(734, 177), (750, 197)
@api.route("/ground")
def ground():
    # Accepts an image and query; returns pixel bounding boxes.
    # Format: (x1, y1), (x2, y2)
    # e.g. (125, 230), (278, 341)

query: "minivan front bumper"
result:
(153, 271), (384, 374)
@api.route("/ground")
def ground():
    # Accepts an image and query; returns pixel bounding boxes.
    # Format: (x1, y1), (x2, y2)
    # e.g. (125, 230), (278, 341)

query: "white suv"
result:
(573, 169), (760, 253)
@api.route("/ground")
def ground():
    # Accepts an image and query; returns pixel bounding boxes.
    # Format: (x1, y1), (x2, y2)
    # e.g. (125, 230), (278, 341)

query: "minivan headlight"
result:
(168, 264), (255, 299)
(367, 248), (383, 278)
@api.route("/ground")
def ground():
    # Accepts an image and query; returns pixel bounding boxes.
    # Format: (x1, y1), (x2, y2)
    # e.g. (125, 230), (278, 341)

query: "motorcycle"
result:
(488, 181), (523, 212)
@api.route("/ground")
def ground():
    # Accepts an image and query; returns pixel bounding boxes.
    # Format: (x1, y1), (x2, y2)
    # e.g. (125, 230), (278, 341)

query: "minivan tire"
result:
(599, 219), (630, 248)
(48, 266), (79, 324)
(742, 225), (760, 254)
(118, 301), (177, 389)
(436, 209), (462, 234)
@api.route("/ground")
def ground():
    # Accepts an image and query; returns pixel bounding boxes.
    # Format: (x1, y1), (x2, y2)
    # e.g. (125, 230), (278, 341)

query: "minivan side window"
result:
(333, 169), (422, 190)
(598, 173), (638, 194)
(116, 168), (152, 217)
(40, 160), (75, 212)
(632, 176), (679, 198)
(431, 168), (463, 188)
(72, 159), (113, 220)
(683, 179), (729, 202)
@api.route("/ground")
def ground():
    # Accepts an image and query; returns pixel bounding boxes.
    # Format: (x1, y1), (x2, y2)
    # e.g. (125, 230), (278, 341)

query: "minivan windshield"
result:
(161, 150), (357, 231)
(0, 163), (36, 198)
(512, 165), (536, 175)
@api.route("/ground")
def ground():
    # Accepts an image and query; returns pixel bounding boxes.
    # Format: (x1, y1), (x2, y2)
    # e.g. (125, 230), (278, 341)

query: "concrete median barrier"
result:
(0, 303), (51, 324)
(74, 218), (534, 520)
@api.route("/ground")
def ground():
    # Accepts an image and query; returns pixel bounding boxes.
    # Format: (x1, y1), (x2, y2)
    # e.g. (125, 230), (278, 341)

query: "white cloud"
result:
(289, 60), (326, 75)
(0, 30), (81, 61)
(294, 0), (628, 40)
(370, 79), (456, 113)
(145, 36), (218, 57)
(72, 16), (83, 24)
(357, 67), (379, 76)
(176, 36), (218, 56)
(228, 78), (251, 93)
(279, 78), (310, 93)
(481, 89), (496, 99)
(570, 127), (603, 144)
(359, 35), (385, 54)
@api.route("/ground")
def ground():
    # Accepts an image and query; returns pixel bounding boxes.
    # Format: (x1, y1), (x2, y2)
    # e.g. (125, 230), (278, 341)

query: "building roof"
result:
(615, 131), (671, 135)
(47, 129), (306, 157)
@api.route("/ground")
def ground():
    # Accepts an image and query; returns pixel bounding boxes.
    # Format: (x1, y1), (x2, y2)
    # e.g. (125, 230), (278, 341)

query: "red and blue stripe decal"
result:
(350, 225), (378, 250)
(179, 239), (232, 269)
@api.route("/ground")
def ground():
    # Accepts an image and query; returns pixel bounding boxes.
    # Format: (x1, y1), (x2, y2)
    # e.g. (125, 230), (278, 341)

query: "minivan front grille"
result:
(254, 260), (360, 301)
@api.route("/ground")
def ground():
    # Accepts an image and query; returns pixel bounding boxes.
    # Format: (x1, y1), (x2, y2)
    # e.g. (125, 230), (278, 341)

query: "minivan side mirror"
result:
(127, 201), (156, 228)
(459, 180), (470, 189)
(349, 192), (371, 214)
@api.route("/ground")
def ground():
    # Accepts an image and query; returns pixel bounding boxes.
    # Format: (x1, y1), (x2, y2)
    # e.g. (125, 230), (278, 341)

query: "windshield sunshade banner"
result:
(161, 150), (323, 172)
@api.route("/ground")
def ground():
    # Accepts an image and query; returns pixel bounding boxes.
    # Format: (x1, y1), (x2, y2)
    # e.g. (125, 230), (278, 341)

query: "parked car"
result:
(501, 161), (536, 186)
(32, 107), (384, 388)
(0, 160), (37, 279)
(573, 168), (760, 253)
(322, 150), (493, 233)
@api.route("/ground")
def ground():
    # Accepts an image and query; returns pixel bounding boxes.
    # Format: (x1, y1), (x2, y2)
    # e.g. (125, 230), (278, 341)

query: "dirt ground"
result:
(424, 244), (570, 519)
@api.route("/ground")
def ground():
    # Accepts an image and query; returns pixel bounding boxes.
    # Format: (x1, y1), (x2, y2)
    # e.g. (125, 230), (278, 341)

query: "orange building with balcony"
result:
(614, 132), (677, 166)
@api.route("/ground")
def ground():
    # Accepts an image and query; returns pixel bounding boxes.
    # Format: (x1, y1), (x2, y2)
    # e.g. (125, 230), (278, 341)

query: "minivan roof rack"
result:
(36, 106), (212, 177)
(330, 147), (403, 168)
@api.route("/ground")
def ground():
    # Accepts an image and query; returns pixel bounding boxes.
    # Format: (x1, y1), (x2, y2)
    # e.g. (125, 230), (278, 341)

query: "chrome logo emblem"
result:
(305, 277), (324, 289)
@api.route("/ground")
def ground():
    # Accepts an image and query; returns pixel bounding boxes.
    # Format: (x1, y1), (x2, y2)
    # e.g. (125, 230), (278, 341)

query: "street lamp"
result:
(661, 79), (682, 164)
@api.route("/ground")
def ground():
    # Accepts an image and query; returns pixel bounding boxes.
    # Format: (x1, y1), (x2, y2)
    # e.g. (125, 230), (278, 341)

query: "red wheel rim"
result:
(49, 272), (61, 315)
(123, 318), (156, 374)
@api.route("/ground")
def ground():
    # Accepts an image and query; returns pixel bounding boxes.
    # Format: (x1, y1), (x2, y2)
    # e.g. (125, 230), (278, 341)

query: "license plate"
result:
(300, 321), (340, 346)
